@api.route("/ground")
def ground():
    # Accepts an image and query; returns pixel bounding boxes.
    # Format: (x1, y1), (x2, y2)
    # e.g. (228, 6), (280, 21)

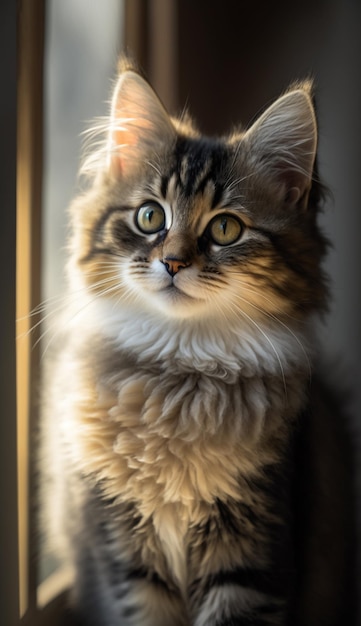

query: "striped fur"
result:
(43, 62), (356, 625)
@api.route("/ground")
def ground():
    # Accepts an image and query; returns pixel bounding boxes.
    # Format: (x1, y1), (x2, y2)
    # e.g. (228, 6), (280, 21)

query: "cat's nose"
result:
(162, 257), (190, 277)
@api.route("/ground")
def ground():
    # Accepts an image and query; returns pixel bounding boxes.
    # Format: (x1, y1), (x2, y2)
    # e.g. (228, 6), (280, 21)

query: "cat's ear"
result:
(107, 70), (175, 177)
(243, 82), (317, 208)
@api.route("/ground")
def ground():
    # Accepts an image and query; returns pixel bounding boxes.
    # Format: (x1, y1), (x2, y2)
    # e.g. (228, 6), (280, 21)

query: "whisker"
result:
(231, 291), (311, 380)
(228, 275), (301, 323)
(38, 280), (124, 358)
(18, 269), (122, 348)
(146, 159), (163, 178)
(17, 262), (121, 326)
(215, 295), (288, 401)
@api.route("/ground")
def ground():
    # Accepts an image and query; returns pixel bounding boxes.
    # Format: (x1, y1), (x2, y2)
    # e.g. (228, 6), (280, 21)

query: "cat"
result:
(43, 58), (356, 626)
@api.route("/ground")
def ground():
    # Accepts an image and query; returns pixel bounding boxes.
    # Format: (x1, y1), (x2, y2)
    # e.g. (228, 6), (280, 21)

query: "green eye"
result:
(136, 202), (166, 234)
(209, 214), (243, 246)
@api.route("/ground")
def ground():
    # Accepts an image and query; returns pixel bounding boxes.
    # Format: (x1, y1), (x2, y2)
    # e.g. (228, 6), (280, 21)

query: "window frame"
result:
(0, 0), (18, 622)
(17, 0), (59, 623)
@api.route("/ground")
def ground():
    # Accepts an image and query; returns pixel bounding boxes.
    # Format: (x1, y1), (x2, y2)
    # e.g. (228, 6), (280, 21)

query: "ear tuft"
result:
(107, 68), (175, 177)
(244, 82), (318, 205)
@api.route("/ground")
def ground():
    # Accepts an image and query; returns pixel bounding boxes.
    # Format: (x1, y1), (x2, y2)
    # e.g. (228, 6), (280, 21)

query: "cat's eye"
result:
(136, 202), (166, 234)
(209, 214), (243, 246)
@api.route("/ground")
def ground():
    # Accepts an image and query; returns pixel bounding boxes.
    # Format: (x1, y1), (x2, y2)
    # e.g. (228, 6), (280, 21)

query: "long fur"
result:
(42, 61), (356, 625)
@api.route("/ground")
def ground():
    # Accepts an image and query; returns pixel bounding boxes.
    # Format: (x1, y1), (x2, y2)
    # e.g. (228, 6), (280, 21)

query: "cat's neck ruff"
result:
(72, 295), (315, 382)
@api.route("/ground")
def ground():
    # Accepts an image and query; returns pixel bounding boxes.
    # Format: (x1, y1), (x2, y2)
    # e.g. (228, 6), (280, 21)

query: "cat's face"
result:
(70, 67), (328, 325)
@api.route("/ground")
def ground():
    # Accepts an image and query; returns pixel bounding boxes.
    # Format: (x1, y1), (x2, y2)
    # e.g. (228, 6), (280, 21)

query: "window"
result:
(39, 0), (125, 604)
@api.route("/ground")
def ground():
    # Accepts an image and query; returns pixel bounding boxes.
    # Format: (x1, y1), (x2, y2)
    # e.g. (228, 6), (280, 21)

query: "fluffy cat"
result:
(43, 59), (356, 625)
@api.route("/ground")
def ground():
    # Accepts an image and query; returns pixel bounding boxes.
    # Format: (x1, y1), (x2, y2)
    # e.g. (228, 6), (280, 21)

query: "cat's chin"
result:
(145, 285), (207, 320)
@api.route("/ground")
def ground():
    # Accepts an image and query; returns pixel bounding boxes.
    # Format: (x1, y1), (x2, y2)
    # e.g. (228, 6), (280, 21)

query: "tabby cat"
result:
(44, 60), (356, 625)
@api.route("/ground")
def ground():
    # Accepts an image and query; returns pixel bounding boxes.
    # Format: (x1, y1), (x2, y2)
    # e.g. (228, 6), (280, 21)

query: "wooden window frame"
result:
(17, 1), (76, 624)
(0, 0), (18, 623)
(17, 1), (67, 624)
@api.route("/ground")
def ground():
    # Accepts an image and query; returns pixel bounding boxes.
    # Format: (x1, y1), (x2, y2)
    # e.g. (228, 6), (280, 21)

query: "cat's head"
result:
(69, 61), (328, 326)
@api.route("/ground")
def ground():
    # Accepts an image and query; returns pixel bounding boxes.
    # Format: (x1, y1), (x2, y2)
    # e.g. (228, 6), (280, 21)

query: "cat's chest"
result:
(66, 364), (281, 512)
(62, 357), (293, 592)
(99, 371), (260, 506)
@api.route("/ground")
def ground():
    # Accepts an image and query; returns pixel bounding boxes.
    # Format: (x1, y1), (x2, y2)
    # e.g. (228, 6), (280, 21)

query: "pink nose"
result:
(163, 257), (189, 277)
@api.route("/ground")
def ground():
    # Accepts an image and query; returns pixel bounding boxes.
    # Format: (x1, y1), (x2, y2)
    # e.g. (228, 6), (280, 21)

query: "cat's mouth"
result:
(151, 282), (203, 318)
(160, 283), (195, 301)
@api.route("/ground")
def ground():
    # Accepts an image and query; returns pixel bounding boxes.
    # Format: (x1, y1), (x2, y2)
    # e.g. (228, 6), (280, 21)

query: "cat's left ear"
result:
(107, 68), (176, 177)
(243, 82), (317, 209)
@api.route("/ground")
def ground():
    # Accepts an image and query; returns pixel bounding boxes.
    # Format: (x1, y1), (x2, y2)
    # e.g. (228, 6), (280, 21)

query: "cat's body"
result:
(44, 61), (356, 625)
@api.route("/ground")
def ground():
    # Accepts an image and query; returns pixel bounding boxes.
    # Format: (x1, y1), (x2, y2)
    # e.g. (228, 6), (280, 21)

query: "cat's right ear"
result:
(106, 70), (175, 178)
